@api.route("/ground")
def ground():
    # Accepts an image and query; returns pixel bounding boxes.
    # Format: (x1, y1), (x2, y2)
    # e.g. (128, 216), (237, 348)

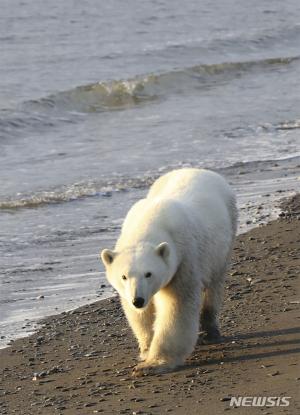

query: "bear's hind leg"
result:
(200, 279), (224, 344)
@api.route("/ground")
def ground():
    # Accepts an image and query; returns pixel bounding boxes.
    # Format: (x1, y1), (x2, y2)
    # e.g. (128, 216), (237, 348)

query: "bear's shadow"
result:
(183, 326), (300, 371)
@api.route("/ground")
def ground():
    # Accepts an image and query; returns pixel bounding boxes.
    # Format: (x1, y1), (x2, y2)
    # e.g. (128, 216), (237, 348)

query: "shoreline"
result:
(0, 195), (299, 414)
(1, 156), (300, 349)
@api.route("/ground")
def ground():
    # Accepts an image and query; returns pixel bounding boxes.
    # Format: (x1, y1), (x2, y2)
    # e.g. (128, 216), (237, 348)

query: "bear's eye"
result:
(121, 275), (127, 281)
(145, 272), (152, 278)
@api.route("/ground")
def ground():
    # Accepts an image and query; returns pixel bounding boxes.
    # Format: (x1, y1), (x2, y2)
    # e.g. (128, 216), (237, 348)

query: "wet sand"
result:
(0, 196), (299, 415)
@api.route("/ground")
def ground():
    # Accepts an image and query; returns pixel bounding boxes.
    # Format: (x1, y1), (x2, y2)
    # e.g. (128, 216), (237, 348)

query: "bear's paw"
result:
(132, 360), (177, 377)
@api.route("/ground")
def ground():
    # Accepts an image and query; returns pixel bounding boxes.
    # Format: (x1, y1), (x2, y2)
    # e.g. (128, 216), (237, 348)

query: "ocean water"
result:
(1, 0), (300, 346)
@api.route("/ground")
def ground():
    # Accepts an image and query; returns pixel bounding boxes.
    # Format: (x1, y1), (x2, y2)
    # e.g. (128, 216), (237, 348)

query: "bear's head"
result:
(100, 242), (173, 310)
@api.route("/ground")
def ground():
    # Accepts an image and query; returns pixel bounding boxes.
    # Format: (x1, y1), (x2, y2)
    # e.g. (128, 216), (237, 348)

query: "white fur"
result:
(101, 168), (237, 374)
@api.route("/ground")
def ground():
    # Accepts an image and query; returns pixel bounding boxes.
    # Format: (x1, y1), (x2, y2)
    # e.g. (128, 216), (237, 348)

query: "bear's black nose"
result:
(132, 297), (145, 308)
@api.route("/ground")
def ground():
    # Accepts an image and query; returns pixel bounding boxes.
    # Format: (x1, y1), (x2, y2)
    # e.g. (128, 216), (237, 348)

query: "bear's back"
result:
(148, 168), (237, 235)
(148, 168), (233, 207)
(118, 168), (236, 250)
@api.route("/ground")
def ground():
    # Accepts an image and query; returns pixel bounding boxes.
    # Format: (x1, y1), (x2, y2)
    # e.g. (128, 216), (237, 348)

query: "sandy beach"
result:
(0, 195), (299, 415)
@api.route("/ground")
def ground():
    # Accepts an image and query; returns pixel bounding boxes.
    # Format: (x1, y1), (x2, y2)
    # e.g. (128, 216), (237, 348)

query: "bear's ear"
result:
(101, 249), (116, 266)
(155, 242), (170, 261)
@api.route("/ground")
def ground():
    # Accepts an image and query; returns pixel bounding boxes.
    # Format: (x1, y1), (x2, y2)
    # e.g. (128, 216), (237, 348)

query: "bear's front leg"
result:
(132, 287), (200, 376)
(121, 298), (154, 361)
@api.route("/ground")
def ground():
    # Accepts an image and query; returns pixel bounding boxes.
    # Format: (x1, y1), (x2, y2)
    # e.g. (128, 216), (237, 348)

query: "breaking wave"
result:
(0, 175), (157, 210)
(25, 56), (299, 113)
(1, 153), (300, 211)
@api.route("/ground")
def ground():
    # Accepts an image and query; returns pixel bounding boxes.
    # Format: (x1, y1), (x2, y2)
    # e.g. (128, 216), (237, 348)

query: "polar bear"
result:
(101, 168), (237, 376)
